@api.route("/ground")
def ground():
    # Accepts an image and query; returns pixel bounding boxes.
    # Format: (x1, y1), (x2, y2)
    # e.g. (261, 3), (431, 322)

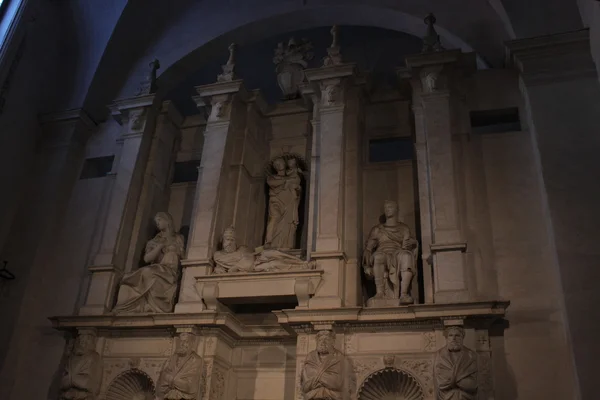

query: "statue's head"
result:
(272, 157), (286, 172)
(444, 326), (465, 352)
(176, 332), (196, 356)
(154, 212), (175, 235)
(316, 330), (336, 355)
(383, 200), (399, 219)
(287, 157), (297, 170)
(222, 226), (237, 253)
(73, 332), (96, 355)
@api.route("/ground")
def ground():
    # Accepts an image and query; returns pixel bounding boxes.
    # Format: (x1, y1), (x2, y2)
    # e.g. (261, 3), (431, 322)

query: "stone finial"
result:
(218, 43), (237, 82)
(136, 58), (160, 96)
(323, 25), (343, 67)
(422, 13), (445, 53)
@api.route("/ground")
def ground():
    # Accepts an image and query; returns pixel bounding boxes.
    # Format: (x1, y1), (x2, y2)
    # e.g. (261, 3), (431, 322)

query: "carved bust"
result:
(301, 330), (347, 400)
(157, 332), (203, 400)
(59, 332), (102, 400)
(434, 326), (478, 400)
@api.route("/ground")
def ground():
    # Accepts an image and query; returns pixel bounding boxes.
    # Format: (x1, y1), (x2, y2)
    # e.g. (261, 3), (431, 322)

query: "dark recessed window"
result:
(369, 137), (413, 163)
(470, 107), (521, 134)
(172, 160), (200, 183)
(79, 156), (114, 179)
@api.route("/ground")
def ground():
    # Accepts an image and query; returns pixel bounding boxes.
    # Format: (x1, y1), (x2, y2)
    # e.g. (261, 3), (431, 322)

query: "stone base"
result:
(366, 297), (400, 307)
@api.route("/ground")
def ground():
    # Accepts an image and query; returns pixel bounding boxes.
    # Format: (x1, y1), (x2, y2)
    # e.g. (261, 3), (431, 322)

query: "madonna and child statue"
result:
(213, 153), (314, 274)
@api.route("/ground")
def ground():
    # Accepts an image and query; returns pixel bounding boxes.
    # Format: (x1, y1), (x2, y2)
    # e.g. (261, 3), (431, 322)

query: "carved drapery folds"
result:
(434, 326), (478, 400)
(362, 200), (419, 306)
(113, 212), (184, 314)
(213, 226), (315, 274)
(157, 332), (203, 400)
(59, 330), (102, 400)
(300, 330), (348, 400)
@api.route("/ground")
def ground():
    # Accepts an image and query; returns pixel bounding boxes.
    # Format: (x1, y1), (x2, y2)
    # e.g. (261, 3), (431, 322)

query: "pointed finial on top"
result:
(136, 58), (160, 96)
(422, 13), (445, 53)
(323, 25), (342, 67)
(218, 43), (237, 82)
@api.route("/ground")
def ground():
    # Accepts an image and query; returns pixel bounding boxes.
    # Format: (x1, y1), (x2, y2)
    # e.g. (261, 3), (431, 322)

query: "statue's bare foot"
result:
(399, 294), (414, 305)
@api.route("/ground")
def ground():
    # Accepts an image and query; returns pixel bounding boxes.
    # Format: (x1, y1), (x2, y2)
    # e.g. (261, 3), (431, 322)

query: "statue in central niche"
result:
(265, 154), (303, 249)
(363, 200), (418, 306)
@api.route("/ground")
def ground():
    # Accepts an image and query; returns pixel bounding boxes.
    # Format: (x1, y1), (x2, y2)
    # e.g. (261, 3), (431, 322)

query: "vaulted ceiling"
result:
(46, 0), (583, 120)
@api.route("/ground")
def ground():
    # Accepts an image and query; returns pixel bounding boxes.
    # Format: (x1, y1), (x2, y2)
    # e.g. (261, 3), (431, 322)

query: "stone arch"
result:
(105, 368), (155, 400)
(357, 367), (425, 400)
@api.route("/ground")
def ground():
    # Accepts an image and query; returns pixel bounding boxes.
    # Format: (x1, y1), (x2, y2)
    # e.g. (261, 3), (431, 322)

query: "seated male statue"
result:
(363, 200), (418, 305)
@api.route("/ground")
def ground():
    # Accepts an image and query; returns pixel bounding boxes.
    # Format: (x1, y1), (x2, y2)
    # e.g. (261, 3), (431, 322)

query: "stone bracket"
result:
(430, 242), (467, 253)
(195, 270), (324, 311)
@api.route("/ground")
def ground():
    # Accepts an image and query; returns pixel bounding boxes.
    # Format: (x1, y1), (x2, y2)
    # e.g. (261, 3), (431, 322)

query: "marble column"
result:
(406, 50), (470, 303)
(175, 80), (248, 313)
(79, 94), (159, 315)
(507, 29), (598, 399)
(304, 64), (357, 308)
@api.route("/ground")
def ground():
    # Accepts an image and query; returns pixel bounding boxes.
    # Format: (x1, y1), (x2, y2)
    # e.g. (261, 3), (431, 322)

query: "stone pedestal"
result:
(406, 50), (471, 303)
(175, 80), (250, 313)
(304, 64), (358, 308)
(80, 94), (159, 315)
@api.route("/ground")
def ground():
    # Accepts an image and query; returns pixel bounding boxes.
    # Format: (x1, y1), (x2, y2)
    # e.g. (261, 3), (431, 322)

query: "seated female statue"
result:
(113, 212), (184, 314)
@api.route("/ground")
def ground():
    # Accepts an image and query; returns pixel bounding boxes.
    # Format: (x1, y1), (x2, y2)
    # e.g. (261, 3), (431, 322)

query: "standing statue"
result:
(301, 330), (347, 400)
(434, 326), (478, 399)
(113, 212), (184, 314)
(213, 226), (314, 273)
(157, 332), (203, 400)
(265, 155), (303, 249)
(363, 200), (418, 306)
(59, 331), (102, 400)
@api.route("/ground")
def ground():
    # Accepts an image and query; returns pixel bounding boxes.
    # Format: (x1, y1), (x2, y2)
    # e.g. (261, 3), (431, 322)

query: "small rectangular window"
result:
(470, 107), (521, 134)
(172, 160), (200, 183)
(79, 156), (114, 179)
(369, 137), (413, 163)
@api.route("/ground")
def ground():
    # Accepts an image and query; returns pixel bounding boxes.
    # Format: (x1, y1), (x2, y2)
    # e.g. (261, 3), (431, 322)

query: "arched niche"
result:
(357, 367), (425, 400)
(105, 369), (155, 400)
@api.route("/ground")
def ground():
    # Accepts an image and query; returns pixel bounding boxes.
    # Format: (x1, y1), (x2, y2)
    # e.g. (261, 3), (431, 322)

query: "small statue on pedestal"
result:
(362, 200), (418, 306)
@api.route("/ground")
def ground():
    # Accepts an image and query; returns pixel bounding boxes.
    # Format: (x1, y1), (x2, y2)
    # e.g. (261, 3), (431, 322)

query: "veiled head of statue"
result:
(154, 212), (175, 234)
(383, 200), (399, 218)
(316, 330), (335, 354)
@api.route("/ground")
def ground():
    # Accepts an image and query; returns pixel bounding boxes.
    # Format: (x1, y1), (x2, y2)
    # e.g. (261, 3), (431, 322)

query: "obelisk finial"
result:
(218, 43), (237, 82)
(136, 58), (160, 96)
(323, 25), (343, 67)
(422, 13), (445, 53)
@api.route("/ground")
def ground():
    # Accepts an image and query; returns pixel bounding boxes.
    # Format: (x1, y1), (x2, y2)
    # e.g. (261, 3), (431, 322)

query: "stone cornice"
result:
(38, 108), (96, 128)
(304, 63), (357, 82)
(108, 94), (157, 125)
(50, 301), (509, 339)
(405, 49), (462, 69)
(506, 29), (596, 85)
